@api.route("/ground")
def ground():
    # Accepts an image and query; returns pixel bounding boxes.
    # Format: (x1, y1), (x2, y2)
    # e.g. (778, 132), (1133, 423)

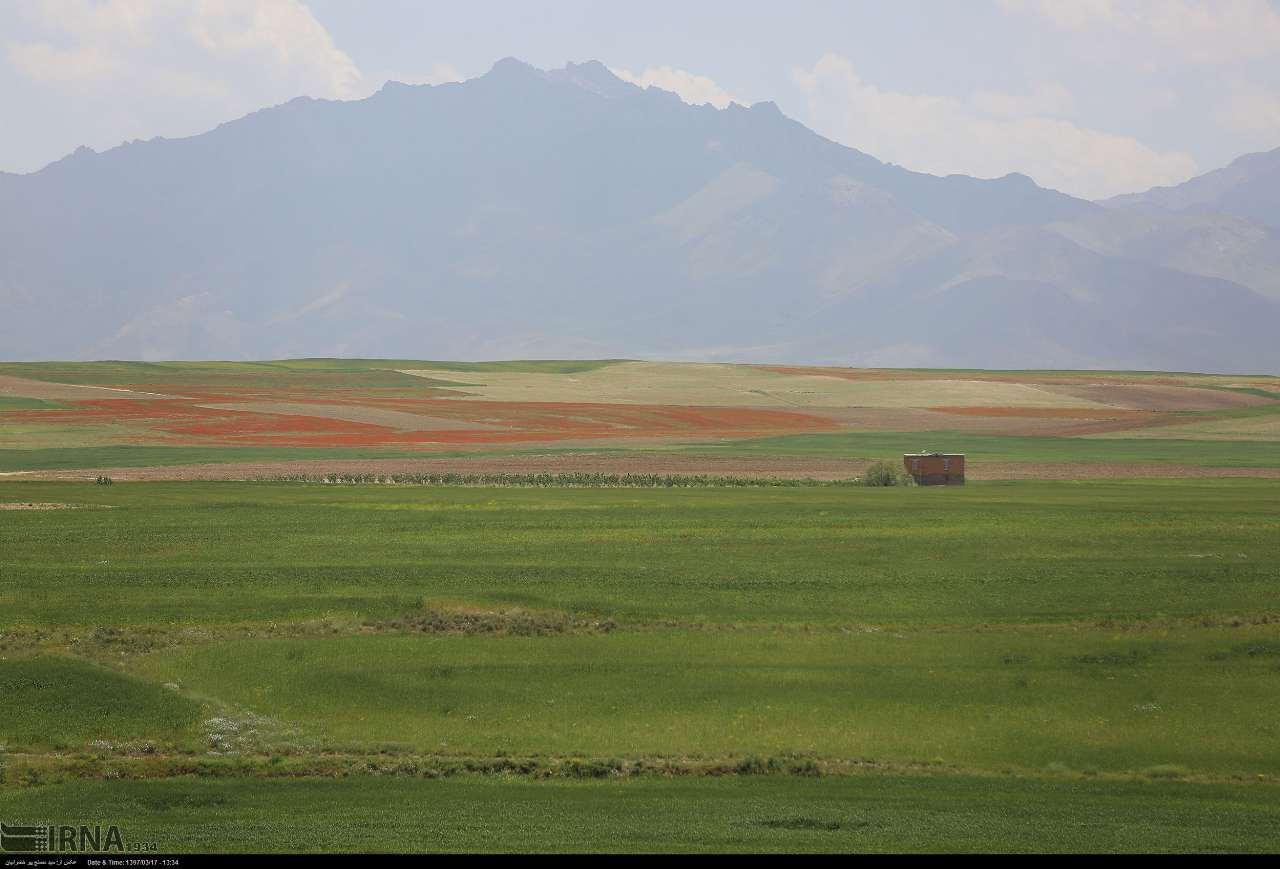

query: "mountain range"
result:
(2, 58), (1278, 372)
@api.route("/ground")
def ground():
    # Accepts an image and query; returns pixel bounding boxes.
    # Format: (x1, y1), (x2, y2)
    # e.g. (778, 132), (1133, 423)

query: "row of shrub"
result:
(370, 608), (617, 637)
(263, 467), (917, 488)
(263, 471), (855, 488)
(4, 752), (833, 787)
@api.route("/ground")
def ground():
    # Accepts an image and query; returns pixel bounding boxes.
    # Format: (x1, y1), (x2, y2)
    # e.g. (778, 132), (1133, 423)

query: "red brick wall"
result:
(903, 454), (965, 485)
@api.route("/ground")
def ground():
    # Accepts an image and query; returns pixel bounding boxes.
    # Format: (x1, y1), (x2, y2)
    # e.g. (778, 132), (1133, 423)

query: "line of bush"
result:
(8, 751), (842, 787)
(261, 472), (863, 488)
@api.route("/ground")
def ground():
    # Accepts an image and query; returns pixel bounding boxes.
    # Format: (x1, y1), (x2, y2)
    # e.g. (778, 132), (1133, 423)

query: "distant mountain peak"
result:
(1227, 145), (1280, 172)
(562, 59), (616, 80)
(1, 56), (1276, 372)
(484, 56), (539, 79)
(547, 60), (636, 99)
(1105, 144), (1280, 231)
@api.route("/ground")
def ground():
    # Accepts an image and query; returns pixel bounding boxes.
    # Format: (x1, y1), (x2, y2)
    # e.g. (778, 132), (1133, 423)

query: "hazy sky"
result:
(4, 0), (1280, 199)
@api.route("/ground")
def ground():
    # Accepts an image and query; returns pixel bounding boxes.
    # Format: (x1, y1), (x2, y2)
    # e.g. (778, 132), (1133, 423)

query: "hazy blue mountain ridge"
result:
(1, 58), (1276, 372)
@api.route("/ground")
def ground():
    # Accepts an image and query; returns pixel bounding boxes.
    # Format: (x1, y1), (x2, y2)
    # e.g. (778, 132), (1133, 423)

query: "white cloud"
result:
(4, 1), (464, 170)
(1218, 85), (1280, 135)
(1001, 0), (1280, 157)
(791, 53), (1198, 200)
(610, 64), (739, 108)
(9, 0), (362, 101)
(970, 82), (1074, 118)
(1000, 0), (1280, 66)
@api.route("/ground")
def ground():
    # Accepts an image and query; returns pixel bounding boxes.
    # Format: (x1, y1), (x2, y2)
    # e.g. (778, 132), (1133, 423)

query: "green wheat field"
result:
(2, 478), (1278, 852)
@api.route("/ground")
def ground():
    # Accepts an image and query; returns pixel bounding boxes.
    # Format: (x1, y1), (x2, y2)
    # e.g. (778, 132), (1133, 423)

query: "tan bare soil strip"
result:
(13, 455), (1280, 482)
(199, 402), (508, 432)
(0, 502), (83, 510)
(0, 375), (167, 401)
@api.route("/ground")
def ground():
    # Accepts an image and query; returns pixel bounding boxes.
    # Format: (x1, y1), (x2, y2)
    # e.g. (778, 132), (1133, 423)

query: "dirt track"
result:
(9, 454), (1280, 482)
(0, 374), (166, 400)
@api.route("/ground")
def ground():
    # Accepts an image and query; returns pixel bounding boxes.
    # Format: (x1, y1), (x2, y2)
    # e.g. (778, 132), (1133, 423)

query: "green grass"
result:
(123, 627), (1280, 776)
(1, 775), (1276, 853)
(0, 358), (625, 389)
(671, 430), (1280, 467)
(1, 480), (1278, 628)
(0, 655), (202, 752)
(1207, 385), (1280, 401)
(0, 397), (70, 410)
(3, 478), (1278, 851)
(0, 361), (460, 395)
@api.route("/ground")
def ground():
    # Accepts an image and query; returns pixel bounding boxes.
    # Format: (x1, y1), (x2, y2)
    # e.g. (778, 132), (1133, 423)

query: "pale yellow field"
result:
(400, 362), (1111, 409)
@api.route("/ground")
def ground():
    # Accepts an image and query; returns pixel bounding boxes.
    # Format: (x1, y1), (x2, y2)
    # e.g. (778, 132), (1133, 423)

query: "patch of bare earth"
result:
(0, 502), (83, 510)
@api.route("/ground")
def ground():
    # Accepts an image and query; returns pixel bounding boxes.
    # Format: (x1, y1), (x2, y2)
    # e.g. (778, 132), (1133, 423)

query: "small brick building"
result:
(903, 452), (965, 486)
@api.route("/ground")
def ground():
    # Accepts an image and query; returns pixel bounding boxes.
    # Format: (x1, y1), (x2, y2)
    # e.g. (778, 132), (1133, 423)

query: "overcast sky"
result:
(4, 0), (1280, 199)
